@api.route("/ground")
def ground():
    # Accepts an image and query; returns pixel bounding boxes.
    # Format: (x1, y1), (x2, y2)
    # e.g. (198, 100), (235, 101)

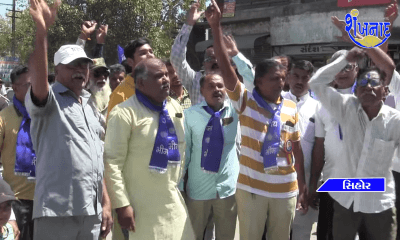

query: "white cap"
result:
(54, 45), (92, 66)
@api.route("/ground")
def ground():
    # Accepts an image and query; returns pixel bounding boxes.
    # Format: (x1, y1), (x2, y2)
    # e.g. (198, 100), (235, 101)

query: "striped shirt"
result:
(227, 82), (301, 198)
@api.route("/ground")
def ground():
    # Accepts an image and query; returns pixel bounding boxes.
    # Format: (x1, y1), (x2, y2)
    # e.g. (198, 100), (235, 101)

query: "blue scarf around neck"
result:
(201, 105), (226, 173)
(252, 89), (283, 172)
(13, 95), (36, 180)
(136, 90), (180, 173)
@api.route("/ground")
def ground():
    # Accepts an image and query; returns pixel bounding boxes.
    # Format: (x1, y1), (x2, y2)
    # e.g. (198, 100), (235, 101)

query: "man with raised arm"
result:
(25, 0), (112, 239)
(205, 1), (308, 239)
(309, 46), (398, 240)
(170, 1), (255, 105)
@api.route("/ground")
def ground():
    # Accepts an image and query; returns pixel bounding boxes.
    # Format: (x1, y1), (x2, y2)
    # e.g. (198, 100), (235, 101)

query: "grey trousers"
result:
(33, 215), (101, 240)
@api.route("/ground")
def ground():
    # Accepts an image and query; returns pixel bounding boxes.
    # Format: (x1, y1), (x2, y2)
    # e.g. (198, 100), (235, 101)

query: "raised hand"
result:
(29, 0), (61, 33)
(223, 35), (239, 57)
(96, 24), (108, 44)
(331, 16), (362, 43)
(385, 0), (398, 24)
(346, 47), (366, 63)
(187, 1), (204, 26)
(80, 20), (97, 40)
(205, 0), (221, 28)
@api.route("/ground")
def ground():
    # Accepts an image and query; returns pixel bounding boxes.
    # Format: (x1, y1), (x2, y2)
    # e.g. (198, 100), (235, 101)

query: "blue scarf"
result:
(136, 90), (180, 174)
(252, 89), (283, 172)
(13, 96), (36, 179)
(201, 105), (226, 173)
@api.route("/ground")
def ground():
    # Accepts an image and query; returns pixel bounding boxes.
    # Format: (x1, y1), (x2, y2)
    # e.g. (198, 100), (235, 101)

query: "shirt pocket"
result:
(365, 138), (395, 177)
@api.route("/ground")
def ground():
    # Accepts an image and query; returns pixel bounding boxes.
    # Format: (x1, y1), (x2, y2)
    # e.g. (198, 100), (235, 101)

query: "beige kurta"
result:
(104, 94), (194, 240)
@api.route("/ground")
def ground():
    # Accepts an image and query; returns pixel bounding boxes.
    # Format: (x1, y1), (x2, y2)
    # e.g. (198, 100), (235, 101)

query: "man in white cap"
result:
(25, 0), (112, 239)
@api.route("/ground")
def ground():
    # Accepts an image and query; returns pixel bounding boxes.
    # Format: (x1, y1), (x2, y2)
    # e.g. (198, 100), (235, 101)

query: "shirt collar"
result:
(125, 74), (135, 88)
(357, 100), (387, 120)
(200, 98), (230, 110)
(13, 104), (22, 117)
(52, 82), (91, 102)
(337, 86), (353, 94)
(288, 90), (309, 103)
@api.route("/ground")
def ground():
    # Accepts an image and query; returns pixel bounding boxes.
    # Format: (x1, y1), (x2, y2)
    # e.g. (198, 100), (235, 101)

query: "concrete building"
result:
(188, 0), (400, 70)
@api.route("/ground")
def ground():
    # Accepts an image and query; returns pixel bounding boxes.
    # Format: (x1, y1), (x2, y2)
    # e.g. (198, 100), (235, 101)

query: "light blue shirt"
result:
(182, 100), (239, 200)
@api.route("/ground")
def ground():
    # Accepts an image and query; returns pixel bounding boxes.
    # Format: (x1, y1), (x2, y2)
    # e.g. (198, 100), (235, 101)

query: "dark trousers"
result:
(393, 171), (400, 240)
(12, 199), (34, 240)
(317, 192), (334, 240)
(332, 200), (396, 240)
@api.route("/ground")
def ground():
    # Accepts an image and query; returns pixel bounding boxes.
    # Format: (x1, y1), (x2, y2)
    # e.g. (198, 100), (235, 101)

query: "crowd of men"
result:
(0, 0), (400, 239)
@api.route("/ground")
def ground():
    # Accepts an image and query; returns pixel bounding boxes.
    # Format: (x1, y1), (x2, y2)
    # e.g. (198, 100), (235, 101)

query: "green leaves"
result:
(0, 0), (192, 70)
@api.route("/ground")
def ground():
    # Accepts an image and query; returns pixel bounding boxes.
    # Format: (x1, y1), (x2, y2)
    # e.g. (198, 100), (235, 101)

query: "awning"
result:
(195, 33), (269, 52)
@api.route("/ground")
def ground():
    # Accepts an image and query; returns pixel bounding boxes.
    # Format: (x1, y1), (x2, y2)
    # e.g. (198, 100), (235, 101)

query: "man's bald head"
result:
(134, 58), (170, 105)
(133, 58), (165, 84)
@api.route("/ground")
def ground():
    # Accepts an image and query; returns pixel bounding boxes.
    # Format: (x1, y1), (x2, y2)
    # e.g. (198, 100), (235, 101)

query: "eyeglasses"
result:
(204, 56), (217, 63)
(356, 78), (381, 88)
(94, 70), (110, 78)
(340, 63), (356, 73)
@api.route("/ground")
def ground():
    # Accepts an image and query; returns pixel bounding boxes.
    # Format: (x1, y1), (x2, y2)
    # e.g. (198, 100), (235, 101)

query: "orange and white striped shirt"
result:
(228, 82), (301, 198)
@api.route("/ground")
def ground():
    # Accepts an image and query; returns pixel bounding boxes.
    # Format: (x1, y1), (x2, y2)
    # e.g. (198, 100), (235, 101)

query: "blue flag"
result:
(317, 178), (385, 192)
(117, 45), (126, 63)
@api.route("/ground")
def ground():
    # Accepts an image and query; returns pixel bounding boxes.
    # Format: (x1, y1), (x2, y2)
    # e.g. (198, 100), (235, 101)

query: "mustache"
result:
(161, 83), (170, 89)
(72, 73), (86, 79)
(213, 91), (223, 97)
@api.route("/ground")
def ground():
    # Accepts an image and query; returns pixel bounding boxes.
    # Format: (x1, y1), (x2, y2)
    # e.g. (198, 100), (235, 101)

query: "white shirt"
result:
(310, 55), (400, 214)
(282, 90), (318, 185)
(315, 87), (353, 182)
(388, 71), (400, 172)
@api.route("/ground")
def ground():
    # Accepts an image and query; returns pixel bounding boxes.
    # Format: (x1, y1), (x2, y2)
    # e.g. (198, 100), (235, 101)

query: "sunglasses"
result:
(356, 78), (381, 88)
(94, 70), (110, 78)
(340, 63), (356, 73)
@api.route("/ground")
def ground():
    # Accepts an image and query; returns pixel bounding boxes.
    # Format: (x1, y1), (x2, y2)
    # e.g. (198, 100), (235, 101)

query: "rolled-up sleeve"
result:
(104, 106), (133, 209)
(25, 87), (56, 117)
(233, 52), (255, 91)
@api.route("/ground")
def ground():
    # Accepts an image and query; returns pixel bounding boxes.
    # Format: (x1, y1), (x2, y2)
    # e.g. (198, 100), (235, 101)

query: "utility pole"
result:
(2, 0), (21, 58)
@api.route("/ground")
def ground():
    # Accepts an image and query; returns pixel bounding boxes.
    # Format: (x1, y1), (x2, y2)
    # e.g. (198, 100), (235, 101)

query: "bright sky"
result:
(0, 0), (27, 17)
(0, 0), (13, 17)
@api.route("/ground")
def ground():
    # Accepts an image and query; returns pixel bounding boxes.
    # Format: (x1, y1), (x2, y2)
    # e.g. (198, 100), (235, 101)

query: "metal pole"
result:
(11, 0), (15, 57)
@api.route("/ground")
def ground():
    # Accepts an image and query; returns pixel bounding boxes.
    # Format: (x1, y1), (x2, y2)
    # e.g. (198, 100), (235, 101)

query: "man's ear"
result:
(136, 77), (144, 89)
(127, 58), (135, 69)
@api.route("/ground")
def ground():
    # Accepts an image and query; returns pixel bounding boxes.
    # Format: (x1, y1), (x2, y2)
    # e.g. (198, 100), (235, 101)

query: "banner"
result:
(117, 45), (126, 64)
(317, 178), (385, 192)
(338, 0), (390, 7)
(0, 57), (19, 83)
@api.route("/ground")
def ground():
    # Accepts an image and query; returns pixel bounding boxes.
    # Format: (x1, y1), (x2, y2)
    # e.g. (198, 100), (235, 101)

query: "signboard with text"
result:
(0, 57), (19, 82)
(223, 0), (236, 18)
(338, 0), (390, 8)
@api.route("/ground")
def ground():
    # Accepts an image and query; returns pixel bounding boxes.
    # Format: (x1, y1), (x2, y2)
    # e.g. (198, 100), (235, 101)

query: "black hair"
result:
(48, 73), (55, 84)
(121, 59), (132, 74)
(10, 65), (28, 84)
(124, 37), (152, 60)
(291, 60), (314, 76)
(255, 59), (285, 79)
(109, 64), (126, 76)
(356, 66), (386, 84)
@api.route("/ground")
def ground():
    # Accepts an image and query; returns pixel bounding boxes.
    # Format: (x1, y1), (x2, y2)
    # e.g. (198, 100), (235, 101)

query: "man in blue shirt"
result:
(182, 73), (239, 240)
